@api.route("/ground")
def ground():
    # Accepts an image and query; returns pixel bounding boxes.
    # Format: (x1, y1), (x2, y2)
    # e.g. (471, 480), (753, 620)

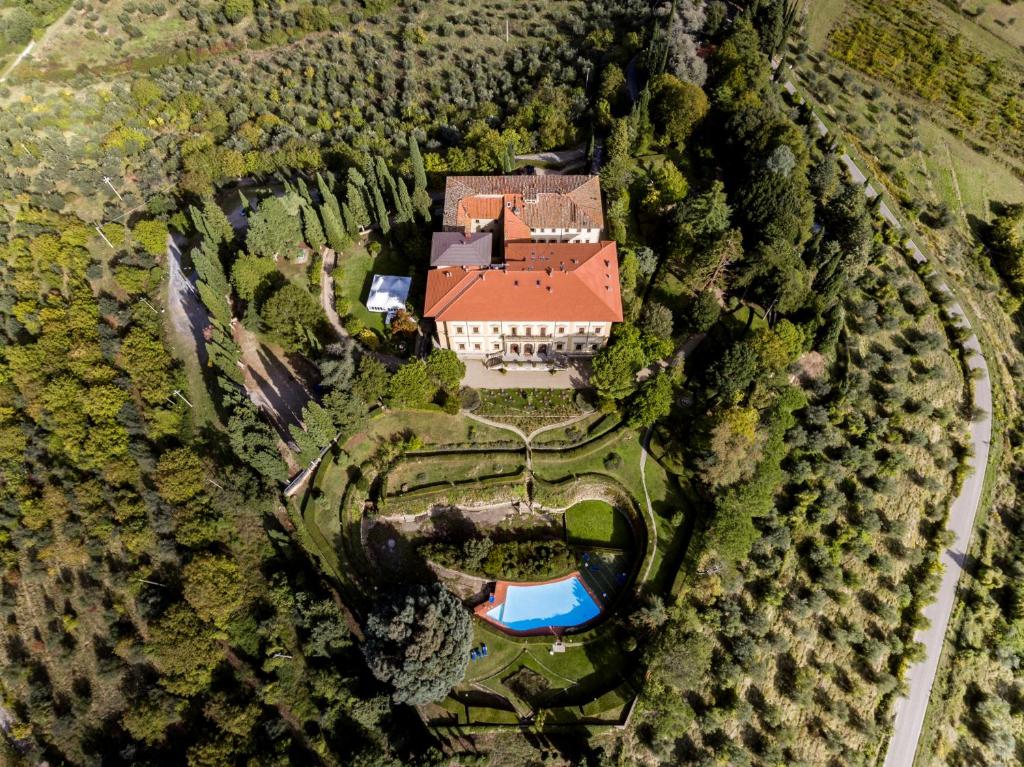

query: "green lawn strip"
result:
(462, 625), (527, 683)
(466, 706), (522, 724)
(386, 450), (526, 495)
(532, 427), (646, 502)
(336, 239), (409, 336)
(364, 408), (517, 448)
(433, 697), (468, 725)
(642, 454), (695, 595)
(380, 472), (529, 516)
(580, 682), (634, 717)
(564, 500), (631, 548)
(531, 412), (621, 446)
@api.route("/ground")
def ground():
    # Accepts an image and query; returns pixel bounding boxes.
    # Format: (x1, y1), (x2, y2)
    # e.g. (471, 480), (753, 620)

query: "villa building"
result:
(424, 175), (622, 363)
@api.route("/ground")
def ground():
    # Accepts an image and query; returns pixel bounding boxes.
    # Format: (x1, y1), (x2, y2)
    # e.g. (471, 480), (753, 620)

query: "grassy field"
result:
(385, 451), (525, 495)
(23, 0), (244, 74)
(564, 500), (631, 548)
(794, 0), (1024, 235)
(965, 0), (1024, 49)
(461, 624), (632, 710)
(335, 238), (409, 336)
(354, 408), (516, 450)
(530, 411), (612, 446)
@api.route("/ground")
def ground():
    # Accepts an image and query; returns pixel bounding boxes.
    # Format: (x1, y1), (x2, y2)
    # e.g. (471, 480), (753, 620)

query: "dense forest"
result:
(0, 1), (993, 766)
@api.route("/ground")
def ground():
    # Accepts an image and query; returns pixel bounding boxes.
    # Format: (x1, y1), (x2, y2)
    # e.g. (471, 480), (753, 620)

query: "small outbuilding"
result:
(366, 274), (412, 313)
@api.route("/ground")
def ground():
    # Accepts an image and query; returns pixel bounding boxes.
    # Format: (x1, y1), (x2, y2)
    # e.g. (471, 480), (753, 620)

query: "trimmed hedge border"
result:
(378, 471), (530, 515)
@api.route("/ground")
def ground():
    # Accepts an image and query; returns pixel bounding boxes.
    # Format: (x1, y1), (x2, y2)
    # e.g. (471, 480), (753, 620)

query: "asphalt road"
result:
(782, 76), (994, 767)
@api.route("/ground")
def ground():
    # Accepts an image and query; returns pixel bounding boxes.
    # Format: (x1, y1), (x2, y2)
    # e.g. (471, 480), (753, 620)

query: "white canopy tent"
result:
(365, 274), (412, 313)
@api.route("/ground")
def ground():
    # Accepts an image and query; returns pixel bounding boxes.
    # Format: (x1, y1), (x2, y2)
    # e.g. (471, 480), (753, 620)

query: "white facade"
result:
(465, 217), (600, 244)
(436, 320), (610, 359)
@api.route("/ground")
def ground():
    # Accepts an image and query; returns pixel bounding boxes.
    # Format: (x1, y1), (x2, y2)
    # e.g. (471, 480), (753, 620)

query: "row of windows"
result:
(451, 324), (603, 336)
(454, 341), (600, 352)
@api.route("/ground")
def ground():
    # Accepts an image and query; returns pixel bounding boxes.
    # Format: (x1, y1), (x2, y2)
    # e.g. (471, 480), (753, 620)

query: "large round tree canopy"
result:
(362, 583), (472, 705)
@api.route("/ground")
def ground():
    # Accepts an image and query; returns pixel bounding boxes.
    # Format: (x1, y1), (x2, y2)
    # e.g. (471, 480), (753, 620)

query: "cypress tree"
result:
(409, 133), (427, 191)
(202, 197), (235, 247)
(372, 184), (390, 234)
(297, 177), (314, 207)
(321, 203), (348, 251)
(412, 187), (432, 223)
(192, 240), (229, 301)
(375, 156), (398, 206)
(347, 167), (366, 188)
(192, 241), (231, 326)
(345, 182), (371, 230)
(317, 172), (342, 220)
(341, 201), (358, 236)
(302, 204), (326, 252)
(396, 178), (414, 223)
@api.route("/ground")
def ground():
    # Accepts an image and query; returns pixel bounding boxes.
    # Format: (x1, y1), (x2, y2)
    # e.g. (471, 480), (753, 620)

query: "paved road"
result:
(781, 76), (994, 767)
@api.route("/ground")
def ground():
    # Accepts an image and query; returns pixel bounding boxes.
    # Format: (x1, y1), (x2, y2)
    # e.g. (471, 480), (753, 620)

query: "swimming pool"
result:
(482, 574), (601, 633)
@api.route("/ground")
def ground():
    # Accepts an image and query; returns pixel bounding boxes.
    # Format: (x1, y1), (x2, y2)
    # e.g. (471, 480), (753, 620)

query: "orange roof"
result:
(458, 196), (504, 222)
(502, 207), (532, 242)
(424, 241), (622, 322)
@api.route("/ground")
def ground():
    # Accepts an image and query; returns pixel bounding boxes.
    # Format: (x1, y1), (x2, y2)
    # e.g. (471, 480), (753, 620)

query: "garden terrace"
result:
(382, 449), (527, 498)
(294, 409), (691, 730)
(428, 620), (643, 728)
(472, 388), (590, 431)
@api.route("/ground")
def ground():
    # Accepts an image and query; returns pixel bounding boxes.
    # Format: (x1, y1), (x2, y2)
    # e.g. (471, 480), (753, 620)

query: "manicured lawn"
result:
(531, 412), (618, 446)
(385, 451), (525, 495)
(335, 238), (409, 336)
(565, 500), (631, 548)
(463, 624), (526, 683)
(533, 428), (646, 502)
(362, 409), (516, 449)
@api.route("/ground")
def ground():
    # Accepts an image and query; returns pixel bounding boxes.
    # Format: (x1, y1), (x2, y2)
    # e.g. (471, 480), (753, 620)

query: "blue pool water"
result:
(486, 576), (601, 632)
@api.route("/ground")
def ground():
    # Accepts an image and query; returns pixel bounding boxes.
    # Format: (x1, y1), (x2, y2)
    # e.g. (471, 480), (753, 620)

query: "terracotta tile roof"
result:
(423, 241), (622, 322)
(502, 207), (533, 242)
(443, 175), (604, 232)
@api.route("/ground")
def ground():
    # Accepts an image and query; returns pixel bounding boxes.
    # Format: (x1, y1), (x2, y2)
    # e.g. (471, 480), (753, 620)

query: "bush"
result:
(421, 537), (575, 581)
(458, 387), (481, 412)
(603, 452), (622, 470)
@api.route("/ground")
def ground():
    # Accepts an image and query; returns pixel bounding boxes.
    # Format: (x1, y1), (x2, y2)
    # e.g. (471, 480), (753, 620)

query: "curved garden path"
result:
(638, 428), (658, 584)
(462, 409), (596, 447)
(779, 73), (994, 767)
(462, 409), (660, 586)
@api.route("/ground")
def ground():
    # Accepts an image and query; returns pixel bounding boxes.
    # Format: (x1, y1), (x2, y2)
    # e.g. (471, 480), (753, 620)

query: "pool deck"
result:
(474, 571), (605, 637)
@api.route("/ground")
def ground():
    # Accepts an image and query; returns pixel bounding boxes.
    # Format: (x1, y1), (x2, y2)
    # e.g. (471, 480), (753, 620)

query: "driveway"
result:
(165, 232), (209, 368)
(461, 359), (591, 389)
(781, 76), (994, 767)
(232, 321), (313, 438)
(514, 147), (585, 165)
